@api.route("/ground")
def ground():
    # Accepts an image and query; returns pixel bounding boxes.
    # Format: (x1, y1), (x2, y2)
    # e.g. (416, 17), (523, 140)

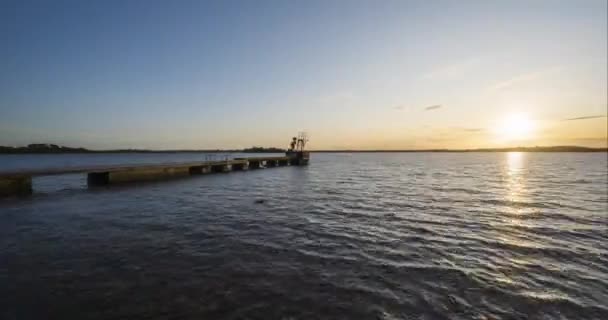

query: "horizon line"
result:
(1, 144), (607, 153)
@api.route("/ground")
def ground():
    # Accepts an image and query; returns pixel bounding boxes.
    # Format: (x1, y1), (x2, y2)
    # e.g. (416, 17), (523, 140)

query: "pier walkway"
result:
(0, 154), (309, 197)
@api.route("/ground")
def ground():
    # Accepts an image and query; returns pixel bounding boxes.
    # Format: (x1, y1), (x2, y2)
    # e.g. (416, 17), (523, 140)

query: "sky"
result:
(0, 0), (606, 150)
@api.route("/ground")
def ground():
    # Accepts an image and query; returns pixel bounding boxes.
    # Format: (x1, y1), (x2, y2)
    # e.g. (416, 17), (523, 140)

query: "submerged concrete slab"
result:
(0, 176), (33, 196)
(87, 172), (109, 186)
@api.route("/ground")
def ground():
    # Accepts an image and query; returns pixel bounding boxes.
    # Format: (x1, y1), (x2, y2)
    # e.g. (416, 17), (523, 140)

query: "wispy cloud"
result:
(490, 66), (564, 91)
(424, 105), (442, 111)
(393, 105), (405, 110)
(450, 127), (484, 133)
(563, 115), (607, 121)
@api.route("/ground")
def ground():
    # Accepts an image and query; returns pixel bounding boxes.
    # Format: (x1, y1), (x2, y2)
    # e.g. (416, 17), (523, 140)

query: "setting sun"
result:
(497, 113), (535, 141)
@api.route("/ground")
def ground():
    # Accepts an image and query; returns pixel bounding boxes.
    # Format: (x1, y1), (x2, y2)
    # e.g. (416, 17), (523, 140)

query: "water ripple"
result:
(1, 152), (607, 319)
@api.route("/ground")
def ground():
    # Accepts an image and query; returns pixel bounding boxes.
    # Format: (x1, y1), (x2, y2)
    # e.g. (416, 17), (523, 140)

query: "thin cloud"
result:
(451, 127), (484, 133)
(490, 66), (564, 91)
(424, 105), (442, 111)
(491, 71), (541, 91)
(563, 115), (607, 121)
(393, 105), (405, 110)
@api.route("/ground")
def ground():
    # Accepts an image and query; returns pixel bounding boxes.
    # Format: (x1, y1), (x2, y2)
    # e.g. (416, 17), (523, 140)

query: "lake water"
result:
(1, 152), (607, 319)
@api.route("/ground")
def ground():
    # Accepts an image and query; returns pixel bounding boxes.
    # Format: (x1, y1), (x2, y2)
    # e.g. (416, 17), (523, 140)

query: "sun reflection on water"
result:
(490, 152), (537, 290)
(506, 152), (526, 210)
(497, 152), (535, 249)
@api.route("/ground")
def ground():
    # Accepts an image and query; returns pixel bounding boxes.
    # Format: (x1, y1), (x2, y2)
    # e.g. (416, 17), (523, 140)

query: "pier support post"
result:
(211, 164), (230, 173)
(286, 151), (310, 166)
(248, 161), (261, 169)
(232, 163), (248, 171)
(189, 166), (211, 175)
(0, 176), (32, 197)
(265, 160), (277, 167)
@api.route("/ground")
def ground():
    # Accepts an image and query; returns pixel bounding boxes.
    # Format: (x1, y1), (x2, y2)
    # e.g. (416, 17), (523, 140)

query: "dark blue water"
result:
(1, 152), (607, 319)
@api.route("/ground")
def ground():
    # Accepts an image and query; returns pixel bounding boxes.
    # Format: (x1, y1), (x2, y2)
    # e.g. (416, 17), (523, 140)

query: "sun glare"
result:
(497, 113), (535, 140)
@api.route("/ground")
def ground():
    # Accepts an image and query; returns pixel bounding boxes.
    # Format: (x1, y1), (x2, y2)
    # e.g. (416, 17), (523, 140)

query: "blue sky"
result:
(1, 0), (606, 149)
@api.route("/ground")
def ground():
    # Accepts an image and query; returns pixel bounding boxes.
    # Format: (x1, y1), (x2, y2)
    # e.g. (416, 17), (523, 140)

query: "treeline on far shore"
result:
(0, 144), (286, 154)
(1, 143), (606, 154)
(0, 144), (89, 154)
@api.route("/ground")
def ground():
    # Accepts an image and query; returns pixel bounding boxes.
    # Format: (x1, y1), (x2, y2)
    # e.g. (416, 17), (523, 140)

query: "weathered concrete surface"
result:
(0, 176), (32, 196)
(1, 158), (284, 178)
(107, 167), (190, 184)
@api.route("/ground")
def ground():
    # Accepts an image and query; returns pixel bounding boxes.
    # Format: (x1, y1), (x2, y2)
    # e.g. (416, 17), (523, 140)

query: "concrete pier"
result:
(88, 167), (191, 186)
(0, 155), (308, 197)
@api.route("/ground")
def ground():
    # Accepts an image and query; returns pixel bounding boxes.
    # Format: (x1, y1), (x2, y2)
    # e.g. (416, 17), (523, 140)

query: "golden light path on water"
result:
(489, 152), (529, 287)
(506, 152), (526, 209)
(499, 152), (574, 302)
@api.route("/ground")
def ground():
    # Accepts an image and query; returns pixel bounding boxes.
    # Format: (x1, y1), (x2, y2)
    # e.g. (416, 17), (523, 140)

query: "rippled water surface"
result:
(1, 152), (607, 319)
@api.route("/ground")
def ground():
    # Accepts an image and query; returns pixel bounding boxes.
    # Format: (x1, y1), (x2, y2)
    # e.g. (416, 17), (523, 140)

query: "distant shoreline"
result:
(0, 145), (286, 154)
(0, 144), (606, 154)
(311, 146), (607, 153)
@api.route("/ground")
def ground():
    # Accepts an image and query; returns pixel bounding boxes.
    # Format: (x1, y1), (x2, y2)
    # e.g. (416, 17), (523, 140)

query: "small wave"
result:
(431, 186), (486, 195)
(480, 199), (553, 209)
